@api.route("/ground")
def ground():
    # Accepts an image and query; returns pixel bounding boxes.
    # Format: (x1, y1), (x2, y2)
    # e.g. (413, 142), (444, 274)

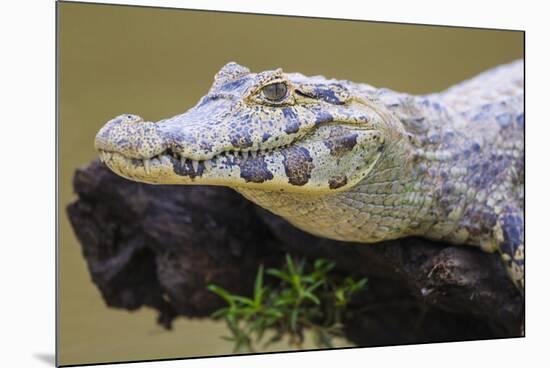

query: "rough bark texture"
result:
(67, 160), (524, 347)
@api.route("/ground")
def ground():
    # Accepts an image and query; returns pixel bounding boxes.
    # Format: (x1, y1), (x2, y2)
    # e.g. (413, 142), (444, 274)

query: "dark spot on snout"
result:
(262, 132), (271, 142)
(231, 134), (253, 149)
(239, 157), (274, 183)
(165, 131), (197, 146)
(116, 138), (129, 146)
(282, 108), (300, 134)
(328, 175), (347, 189)
(324, 132), (358, 157)
(282, 146), (314, 186)
(199, 140), (213, 152)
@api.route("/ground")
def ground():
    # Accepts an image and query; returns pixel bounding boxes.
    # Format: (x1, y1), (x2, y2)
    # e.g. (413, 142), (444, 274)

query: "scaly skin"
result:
(95, 61), (524, 289)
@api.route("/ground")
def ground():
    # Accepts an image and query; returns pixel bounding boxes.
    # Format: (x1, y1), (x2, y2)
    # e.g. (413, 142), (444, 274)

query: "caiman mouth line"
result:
(98, 141), (296, 175)
(98, 120), (365, 175)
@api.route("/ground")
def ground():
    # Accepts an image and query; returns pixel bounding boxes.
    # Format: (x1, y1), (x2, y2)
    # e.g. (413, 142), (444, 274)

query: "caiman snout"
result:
(94, 114), (167, 159)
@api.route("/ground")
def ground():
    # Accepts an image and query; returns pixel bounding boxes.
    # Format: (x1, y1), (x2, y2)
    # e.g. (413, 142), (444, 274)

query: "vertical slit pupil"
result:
(263, 82), (287, 101)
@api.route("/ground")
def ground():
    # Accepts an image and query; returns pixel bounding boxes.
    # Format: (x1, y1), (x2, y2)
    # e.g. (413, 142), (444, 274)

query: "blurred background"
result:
(58, 2), (523, 365)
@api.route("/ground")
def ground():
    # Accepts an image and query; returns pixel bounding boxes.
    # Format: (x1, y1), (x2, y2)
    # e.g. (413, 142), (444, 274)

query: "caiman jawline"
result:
(97, 120), (358, 175)
(98, 141), (295, 175)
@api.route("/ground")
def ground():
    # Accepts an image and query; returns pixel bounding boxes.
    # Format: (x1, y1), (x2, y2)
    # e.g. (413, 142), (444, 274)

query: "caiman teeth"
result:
(192, 160), (199, 172)
(143, 158), (151, 174)
(181, 156), (187, 166)
(203, 160), (212, 170)
(251, 150), (257, 158)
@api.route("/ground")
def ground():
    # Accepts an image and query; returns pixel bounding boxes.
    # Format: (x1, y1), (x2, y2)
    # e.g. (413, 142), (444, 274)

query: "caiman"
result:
(95, 60), (524, 290)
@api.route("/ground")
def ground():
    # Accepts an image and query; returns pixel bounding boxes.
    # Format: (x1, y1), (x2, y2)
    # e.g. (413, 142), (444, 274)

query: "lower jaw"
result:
(98, 150), (282, 188)
(98, 150), (228, 185)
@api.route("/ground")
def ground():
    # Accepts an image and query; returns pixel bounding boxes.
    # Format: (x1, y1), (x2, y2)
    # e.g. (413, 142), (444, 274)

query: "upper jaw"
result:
(95, 108), (305, 166)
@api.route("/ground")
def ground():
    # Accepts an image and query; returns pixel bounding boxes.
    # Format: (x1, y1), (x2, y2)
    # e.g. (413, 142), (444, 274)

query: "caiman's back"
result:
(437, 60), (524, 211)
(401, 60), (524, 287)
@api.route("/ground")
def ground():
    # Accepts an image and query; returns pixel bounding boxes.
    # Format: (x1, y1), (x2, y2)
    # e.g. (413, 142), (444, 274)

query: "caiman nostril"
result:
(95, 113), (165, 159)
(121, 114), (144, 124)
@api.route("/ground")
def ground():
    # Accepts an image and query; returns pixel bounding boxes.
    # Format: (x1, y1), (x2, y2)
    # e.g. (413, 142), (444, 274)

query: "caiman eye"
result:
(262, 82), (288, 101)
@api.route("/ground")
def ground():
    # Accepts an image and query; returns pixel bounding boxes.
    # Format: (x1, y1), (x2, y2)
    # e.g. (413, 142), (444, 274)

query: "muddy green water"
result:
(58, 2), (523, 365)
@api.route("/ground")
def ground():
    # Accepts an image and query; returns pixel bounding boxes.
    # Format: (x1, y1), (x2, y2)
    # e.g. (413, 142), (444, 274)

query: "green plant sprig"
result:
(207, 254), (368, 353)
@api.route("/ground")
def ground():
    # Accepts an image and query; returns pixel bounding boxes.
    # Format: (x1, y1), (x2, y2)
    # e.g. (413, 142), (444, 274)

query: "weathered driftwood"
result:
(67, 161), (523, 347)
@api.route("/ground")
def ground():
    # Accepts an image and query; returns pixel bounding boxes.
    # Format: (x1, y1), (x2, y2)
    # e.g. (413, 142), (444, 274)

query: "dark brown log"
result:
(66, 160), (523, 346)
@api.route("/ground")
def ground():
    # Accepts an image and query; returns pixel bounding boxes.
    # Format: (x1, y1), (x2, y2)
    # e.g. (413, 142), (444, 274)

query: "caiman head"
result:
(95, 62), (407, 194)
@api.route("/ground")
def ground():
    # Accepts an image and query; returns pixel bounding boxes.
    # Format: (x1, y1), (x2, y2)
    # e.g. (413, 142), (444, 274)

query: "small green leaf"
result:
(303, 292), (320, 305)
(254, 264), (264, 304)
(286, 254), (297, 276)
(306, 279), (325, 293)
(274, 298), (292, 307)
(265, 308), (284, 318)
(210, 307), (229, 319)
(231, 295), (255, 306)
(207, 285), (236, 307)
(266, 268), (291, 283)
(335, 289), (345, 304)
